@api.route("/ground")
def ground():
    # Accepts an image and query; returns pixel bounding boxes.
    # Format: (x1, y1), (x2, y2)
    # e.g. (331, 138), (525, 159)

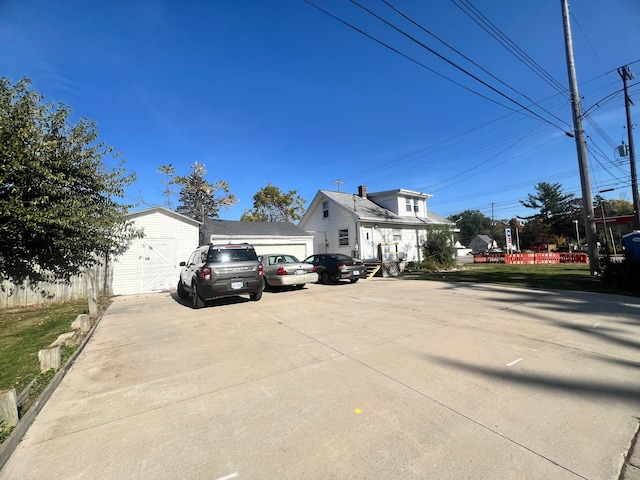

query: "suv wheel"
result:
(320, 271), (331, 284)
(250, 289), (263, 301)
(191, 282), (205, 309)
(177, 280), (188, 299)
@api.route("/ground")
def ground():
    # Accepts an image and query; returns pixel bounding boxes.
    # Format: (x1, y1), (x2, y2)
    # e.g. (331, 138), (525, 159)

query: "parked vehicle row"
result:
(177, 244), (367, 308)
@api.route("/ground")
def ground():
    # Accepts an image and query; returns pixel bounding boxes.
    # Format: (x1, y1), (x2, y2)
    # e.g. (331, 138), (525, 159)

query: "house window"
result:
(339, 228), (349, 246)
(393, 229), (402, 241)
(413, 200), (420, 212)
(405, 198), (412, 212)
(323, 201), (329, 218)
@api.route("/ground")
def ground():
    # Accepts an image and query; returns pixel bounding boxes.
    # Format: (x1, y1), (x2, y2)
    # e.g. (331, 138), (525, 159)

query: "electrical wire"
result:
(304, 0), (522, 116)
(450, 0), (567, 94)
(349, 0), (573, 134)
(380, 0), (571, 129)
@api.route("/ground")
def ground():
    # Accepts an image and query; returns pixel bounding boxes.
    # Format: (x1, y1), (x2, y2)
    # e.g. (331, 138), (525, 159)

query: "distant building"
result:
(467, 235), (497, 253)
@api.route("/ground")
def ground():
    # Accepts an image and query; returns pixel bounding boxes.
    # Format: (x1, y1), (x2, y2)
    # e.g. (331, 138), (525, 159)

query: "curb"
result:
(0, 312), (104, 471)
(620, 421), (640, 480)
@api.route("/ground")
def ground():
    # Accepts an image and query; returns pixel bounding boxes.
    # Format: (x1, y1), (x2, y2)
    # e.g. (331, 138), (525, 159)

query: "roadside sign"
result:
(505, 228), (513, 251)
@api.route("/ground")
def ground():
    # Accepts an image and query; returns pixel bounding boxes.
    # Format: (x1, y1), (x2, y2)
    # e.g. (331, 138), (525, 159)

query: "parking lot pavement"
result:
(2, 278), (639, 479)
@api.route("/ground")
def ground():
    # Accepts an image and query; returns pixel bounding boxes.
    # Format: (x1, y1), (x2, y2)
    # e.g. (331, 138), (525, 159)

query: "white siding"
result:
(112, 210), (199, 295)
(359, 225), (428, 262)
(209, 235), (313, 260)
(299, 198), (356, 256)
(367, 192), (400, 214)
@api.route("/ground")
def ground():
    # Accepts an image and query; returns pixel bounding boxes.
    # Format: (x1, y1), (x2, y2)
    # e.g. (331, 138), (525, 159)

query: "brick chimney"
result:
(358, 185), (367, 199)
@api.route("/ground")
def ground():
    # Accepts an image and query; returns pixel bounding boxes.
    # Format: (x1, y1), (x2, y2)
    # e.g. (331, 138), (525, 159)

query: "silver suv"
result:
(177, 243), (264, 308)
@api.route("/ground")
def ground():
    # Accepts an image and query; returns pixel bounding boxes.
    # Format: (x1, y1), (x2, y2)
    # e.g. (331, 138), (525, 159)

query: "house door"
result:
(138, 238), (176, 293)
(362, 227), (375, 260)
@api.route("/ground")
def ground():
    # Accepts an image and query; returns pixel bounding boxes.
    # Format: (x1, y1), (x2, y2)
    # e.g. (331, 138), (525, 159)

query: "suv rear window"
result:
(207, 246), (258, 263)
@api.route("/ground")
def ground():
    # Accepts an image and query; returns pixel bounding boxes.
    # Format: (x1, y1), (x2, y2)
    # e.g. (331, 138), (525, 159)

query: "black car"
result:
(177, 243), (264, 308)
(303, 253), (367, 284)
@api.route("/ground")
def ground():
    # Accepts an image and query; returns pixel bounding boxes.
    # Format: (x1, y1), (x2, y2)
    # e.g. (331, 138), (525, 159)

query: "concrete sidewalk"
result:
(1, 279), (639, 479)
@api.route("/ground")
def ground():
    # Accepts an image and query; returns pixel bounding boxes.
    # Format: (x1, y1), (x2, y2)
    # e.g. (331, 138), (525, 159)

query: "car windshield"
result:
(208, 248), (257, 263)
(267, 255), (300, 265)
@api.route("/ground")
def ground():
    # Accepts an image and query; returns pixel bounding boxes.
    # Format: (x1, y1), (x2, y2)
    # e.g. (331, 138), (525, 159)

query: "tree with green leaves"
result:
(0, 77), (141, 284)
(520, 182), (574, 226)
(520, 218), (553, 250)
(240, 183), (305, 222)
(421, 225), (456, 269)
(174, 161), (238, 223)
(448, 209), (492, 246)
(596, 197), (634, 218)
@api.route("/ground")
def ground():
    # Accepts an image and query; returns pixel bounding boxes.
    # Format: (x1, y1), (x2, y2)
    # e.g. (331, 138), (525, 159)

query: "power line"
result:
(349, 0), (573, 134)
(304, 0), (523, 115)
(380, 0), (571, 129)
(450, 0), (567, 94)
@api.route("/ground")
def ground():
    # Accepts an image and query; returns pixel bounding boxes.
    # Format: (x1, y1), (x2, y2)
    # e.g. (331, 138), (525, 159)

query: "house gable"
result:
(112, 206), (199, 296)
(299, 188), (453, 261)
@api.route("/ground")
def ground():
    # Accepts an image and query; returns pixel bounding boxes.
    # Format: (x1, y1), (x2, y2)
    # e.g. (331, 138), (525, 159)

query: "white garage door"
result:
(139, 238), (176, 293)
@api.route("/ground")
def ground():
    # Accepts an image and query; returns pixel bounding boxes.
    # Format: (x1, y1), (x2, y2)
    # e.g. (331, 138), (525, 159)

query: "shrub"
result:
(600, 258), (640, 295)
(421, 226), (457, 270)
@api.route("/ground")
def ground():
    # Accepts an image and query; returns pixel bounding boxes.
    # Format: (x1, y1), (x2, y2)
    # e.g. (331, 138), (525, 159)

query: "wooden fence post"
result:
(86, 267), (98, 317)
(38, 345), (61, 372)
(0, 389), (19, 427)
(72, 313), (91, 333)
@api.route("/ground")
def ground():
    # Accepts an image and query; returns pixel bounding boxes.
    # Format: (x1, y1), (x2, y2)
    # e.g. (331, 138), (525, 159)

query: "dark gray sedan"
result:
(303, 253), (367, 284)
(258, 254), (318, 289)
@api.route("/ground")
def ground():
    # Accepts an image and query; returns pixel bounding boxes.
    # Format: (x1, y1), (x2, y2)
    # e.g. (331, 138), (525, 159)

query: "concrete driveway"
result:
(1, 278), (639, 479)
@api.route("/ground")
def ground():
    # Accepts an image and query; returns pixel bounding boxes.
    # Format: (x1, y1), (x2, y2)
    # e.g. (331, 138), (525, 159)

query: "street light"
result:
(573, 219), (580, 250)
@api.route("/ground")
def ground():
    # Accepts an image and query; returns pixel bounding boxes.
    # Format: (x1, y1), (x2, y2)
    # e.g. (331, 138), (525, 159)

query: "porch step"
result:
(364, 263), (381, 278)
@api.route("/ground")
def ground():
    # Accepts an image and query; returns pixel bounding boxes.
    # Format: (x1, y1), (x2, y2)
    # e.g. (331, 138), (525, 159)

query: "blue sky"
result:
(2, 0), (639, 222)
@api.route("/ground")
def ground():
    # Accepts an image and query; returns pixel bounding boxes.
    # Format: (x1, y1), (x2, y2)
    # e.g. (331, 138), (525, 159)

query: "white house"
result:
(203, 219), (314, 260)
(467, 235), (497, 252)
(298, 185), (452, 263)
(111, 207), (200, 295)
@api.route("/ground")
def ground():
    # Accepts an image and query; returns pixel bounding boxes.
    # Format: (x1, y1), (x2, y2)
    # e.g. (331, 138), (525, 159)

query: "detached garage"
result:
(112, 207), (199, 295)
(203, 219), (314, 260)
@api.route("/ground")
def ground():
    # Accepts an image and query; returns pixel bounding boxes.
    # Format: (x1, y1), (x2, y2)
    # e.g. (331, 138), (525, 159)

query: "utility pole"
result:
(561, 0), (600, 275)
(618, 65), (640, 230)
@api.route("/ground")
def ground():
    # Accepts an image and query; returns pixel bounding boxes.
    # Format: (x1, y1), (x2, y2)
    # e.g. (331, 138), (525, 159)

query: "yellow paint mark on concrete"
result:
(354, 409), (362, 414)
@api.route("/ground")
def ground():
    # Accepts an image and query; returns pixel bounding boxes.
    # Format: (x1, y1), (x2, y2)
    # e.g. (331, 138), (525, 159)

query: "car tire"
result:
(294, 284), (305, 289)
(320, 271), (331, 284)
(191, 282), (205, 309)
(177, 279), (189, 299)
(250, 289), (263, 301)
(350, 278), (359, 283)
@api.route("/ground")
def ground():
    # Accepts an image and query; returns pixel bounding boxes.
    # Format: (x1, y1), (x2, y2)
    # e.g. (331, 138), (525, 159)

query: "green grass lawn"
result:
(0, 298), (112, 442)
(0, 298), (110, 394)
(0, 300), (87, 395)
(410, 263), (632, 295)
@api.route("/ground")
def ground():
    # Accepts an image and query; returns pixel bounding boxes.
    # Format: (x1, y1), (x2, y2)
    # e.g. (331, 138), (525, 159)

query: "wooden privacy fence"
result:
(0, 261), (112, 309)
(473, 253), (589, 265)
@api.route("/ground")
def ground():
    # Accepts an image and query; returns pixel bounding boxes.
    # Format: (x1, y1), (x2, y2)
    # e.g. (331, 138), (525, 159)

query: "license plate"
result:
(295, 270), (305, 275)
(353, 270), (360, 276)
(231, 281), (243, 289)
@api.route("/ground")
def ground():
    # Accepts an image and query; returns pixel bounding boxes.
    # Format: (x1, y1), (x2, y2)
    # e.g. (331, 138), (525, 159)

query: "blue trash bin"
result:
(622, 231), (640, 260)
